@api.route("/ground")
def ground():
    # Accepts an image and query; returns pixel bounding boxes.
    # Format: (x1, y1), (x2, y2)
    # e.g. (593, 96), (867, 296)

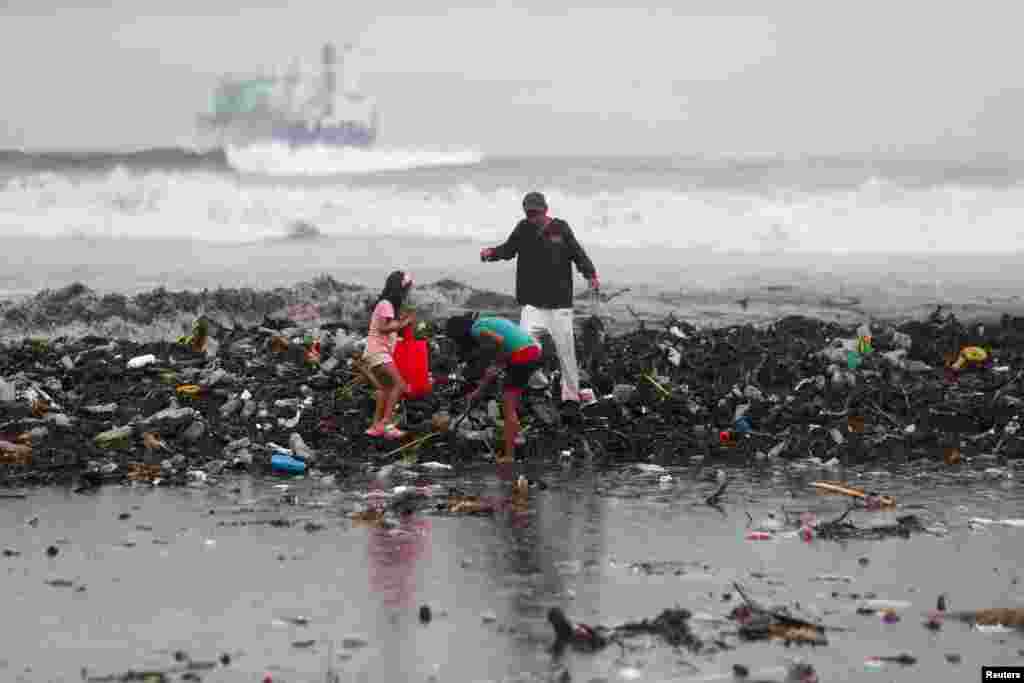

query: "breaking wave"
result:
(1, 156), (1023, 253)
(225, 143), (484, 176)
(0, 147), (227, 174)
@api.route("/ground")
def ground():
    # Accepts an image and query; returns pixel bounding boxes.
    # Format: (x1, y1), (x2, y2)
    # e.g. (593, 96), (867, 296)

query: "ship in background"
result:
(198, 43), (481, 176)
(200, 43), (378, 149)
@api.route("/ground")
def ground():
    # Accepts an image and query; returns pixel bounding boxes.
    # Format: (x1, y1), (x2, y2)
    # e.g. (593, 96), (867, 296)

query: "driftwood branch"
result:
(868, 401), (901, 427)
(822, 503), (857, 527)
(992, 370), (1024, 406)
(705, 477), (729, 506)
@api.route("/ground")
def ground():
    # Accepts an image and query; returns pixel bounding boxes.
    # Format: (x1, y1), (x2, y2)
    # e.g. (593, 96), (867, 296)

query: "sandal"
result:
(382, 425), (406, 440)
(365, 424), (386, 437)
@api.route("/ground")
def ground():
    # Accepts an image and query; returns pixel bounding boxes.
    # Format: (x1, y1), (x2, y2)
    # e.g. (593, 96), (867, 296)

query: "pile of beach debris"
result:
(2, 281), (1023, 492)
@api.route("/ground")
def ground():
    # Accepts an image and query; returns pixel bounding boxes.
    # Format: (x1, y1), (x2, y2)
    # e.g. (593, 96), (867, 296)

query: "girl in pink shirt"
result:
(363, 270), (414, 438)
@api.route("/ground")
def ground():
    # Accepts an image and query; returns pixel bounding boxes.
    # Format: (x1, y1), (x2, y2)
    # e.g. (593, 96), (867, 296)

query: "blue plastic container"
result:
(271, 452), (306, 475)
(735, 416), (753, 434)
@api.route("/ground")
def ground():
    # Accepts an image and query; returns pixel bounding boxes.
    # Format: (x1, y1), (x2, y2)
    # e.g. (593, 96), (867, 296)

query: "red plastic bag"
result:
(393, 326), (433, 400)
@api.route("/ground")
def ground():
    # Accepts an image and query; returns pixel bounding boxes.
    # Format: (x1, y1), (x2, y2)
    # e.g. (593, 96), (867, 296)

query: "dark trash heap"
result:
(3, 300), (1024, 490)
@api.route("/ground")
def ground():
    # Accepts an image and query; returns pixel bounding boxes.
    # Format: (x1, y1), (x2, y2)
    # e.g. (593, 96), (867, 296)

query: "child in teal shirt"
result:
(445, 312), (542, 462)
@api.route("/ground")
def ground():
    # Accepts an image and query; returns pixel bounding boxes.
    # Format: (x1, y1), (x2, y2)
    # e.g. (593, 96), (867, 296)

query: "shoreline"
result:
(2, 273), (1023, 344)
(2, 230), (1023, 342)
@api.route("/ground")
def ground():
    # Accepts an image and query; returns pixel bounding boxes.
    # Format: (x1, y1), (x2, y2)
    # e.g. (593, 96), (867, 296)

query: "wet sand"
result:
(2, 462), (1023, 682)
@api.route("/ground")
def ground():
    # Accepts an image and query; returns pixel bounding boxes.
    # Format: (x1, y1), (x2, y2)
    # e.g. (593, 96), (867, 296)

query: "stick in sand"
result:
(643, 373), (671, 398)
(383, 432), (439, 459)
(449, 392), (482, 432)
(384, 397), (482, 459)
(811, 481), (895, 507)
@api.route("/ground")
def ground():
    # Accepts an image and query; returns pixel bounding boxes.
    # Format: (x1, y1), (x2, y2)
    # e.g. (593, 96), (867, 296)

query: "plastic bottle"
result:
(271, 452), (306, 475)
(856, 324), (873, 355)
(127, 354), (157, 369)
(288, 432), (315, 462)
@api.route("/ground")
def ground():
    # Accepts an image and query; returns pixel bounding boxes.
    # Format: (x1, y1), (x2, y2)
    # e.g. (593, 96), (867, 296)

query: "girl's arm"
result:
(377, 310), (415, 334)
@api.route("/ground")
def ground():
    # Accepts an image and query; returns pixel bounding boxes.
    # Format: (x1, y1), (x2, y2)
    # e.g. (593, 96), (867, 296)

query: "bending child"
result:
(363, 270), (415, 439)
(445, 312), (542, 462)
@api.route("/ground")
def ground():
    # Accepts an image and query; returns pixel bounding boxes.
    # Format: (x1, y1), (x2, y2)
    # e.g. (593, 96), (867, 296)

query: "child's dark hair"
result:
(375, 270), (410, 313)
(444, 312), (478, 360)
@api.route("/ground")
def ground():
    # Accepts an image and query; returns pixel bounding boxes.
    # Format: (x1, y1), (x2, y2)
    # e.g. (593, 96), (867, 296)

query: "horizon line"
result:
(1, 145), (1021, 166)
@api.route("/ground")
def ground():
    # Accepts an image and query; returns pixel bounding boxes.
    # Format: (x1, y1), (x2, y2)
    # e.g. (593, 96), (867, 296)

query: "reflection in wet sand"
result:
(367, 516), (432, 609)
(473, 460), (609, 676)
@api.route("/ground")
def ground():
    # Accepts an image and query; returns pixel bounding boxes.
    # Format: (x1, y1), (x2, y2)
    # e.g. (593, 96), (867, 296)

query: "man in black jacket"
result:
(480, 192), (599, 405)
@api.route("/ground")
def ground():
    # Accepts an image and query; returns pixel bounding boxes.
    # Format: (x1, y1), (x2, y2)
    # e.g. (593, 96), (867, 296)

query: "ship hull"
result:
(197, 118), (377, 149)
(269, 122), (376, 147)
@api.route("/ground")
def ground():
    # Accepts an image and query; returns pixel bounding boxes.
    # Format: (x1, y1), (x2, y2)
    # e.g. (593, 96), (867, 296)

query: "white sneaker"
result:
(528, 369), (550, 390)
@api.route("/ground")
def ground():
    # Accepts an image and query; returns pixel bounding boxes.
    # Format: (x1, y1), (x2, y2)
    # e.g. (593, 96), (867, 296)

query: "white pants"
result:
(520, 305), (579, 402)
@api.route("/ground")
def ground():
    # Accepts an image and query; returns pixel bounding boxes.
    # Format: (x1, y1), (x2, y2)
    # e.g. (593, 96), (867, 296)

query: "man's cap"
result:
(522, 192), (548, 212)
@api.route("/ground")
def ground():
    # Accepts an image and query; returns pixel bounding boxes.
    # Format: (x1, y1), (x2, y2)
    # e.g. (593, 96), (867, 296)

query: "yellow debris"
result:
(0, 442), (32, 465)
(952, 346), (988, 370)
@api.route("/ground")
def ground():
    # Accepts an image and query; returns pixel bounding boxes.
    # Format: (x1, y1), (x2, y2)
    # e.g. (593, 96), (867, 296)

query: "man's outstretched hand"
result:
(480, 247), (497, 262)
(588, 275), (600, 291)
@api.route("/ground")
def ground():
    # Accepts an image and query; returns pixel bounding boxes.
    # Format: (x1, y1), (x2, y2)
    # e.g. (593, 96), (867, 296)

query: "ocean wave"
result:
(225, 143), (485, 176)
(0, 147), (227, 173)
(1, 165), (1023, 253)
(0, 143), (484, 177)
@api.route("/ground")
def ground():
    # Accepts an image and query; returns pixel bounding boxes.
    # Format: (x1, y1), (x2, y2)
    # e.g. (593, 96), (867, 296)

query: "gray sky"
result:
(1, 0), (1022, 157)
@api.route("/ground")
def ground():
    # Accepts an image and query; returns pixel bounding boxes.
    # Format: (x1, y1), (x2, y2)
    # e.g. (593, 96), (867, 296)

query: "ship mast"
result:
(321, 43), (337, 120)
(285, 59), (301, 122)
